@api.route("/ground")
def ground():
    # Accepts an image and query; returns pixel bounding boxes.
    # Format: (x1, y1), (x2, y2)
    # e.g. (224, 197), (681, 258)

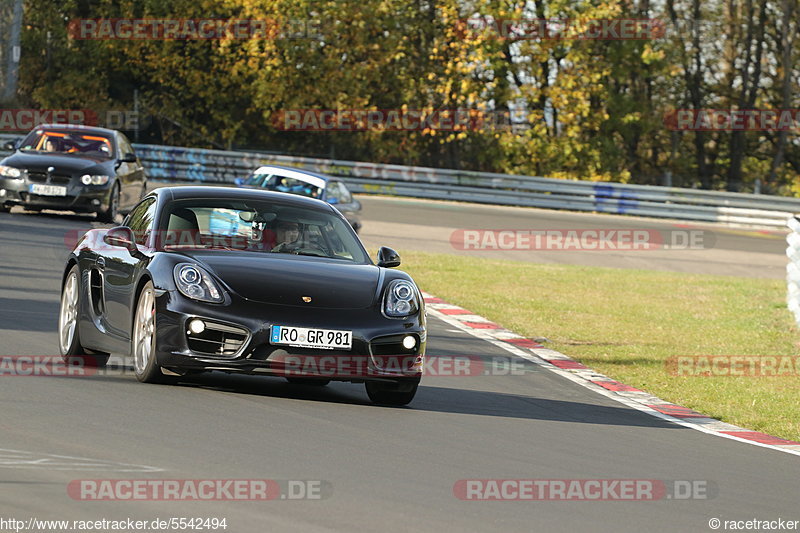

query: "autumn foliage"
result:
(13, 0), (800, 194)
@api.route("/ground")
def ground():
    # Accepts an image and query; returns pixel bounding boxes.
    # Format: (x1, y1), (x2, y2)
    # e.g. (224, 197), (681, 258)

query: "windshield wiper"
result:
(164, 243), (240, 251)
(292, 250), (329, 258)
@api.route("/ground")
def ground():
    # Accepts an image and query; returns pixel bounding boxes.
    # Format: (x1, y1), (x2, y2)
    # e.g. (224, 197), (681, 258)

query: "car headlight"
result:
(81, 174), (110, 185)
(383, 279), (419, 318)
(0, 165), (22, 178)
(173, 263), (224, 303)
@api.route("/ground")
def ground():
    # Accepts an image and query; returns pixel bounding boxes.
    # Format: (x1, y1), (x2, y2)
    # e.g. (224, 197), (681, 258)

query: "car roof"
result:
(154, 185), (336, 212)
(252, 165), (332, 189)
(27, 123), (119, 137)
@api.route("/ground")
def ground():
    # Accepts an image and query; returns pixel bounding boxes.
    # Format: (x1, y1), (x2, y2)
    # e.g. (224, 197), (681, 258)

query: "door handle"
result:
(96, 257), (106, 270)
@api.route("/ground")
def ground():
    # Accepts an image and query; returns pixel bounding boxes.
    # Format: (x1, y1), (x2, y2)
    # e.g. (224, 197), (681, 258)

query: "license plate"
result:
(29, 184), (67, 196)
(270, 325), (352, 350)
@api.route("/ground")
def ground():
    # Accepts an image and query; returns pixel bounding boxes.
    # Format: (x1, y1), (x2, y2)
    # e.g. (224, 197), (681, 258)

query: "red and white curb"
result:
(422, 292), (800, 457)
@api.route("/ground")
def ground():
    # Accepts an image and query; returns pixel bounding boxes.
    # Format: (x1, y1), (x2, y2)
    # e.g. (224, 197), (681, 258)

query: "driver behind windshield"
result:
(271, 220), (301, 252)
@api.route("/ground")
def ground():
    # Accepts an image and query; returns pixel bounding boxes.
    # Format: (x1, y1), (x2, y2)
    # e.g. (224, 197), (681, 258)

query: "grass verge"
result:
(397, 250), (800, 442)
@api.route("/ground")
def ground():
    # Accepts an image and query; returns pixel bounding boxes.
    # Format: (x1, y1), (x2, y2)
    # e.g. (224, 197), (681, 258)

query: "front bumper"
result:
(153, 289), (426, 383)
(0, 176), (112, 213)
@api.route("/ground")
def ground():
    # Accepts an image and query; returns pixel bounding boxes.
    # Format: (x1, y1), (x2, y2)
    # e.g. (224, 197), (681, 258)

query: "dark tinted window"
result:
(243, 172), (273, 188)
(326, 181), (352, 204)
(336, 182), (353, 203)
(266, 174), (322, 199)
(325, 181), (340, 202)
(160, 198), (368, 263)
(117, 134), (134, 159)
(125, 198), (156, 246)
(18, 129), (114, 159)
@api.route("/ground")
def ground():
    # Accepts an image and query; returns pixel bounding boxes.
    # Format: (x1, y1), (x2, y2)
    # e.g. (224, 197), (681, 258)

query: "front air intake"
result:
(185, 320), (249, 357)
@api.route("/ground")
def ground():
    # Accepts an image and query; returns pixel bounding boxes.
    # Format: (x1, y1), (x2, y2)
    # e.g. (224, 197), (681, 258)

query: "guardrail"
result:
(787, 217), (800, 326)
(1, 133), (797, 228)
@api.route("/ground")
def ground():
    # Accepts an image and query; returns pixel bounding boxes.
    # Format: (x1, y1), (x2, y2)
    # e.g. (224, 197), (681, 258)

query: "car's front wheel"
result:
(58, 265), (109, 367)
(365, 380), (419, 406)
(97, 182), (119, 223)
(132, 281), (166, 383)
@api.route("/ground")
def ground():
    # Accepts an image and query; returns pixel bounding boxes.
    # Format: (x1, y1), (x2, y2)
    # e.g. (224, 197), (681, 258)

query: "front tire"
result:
(365, 380), (419, 406)
(132, 281), (165, 383)
(58, 266), (109, 367)
(97, 183), (119, 224)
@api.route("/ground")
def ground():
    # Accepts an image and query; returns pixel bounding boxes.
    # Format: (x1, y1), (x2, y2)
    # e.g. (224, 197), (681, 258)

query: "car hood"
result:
(1, 152), (111, 174)
(184, 251), (380, 309)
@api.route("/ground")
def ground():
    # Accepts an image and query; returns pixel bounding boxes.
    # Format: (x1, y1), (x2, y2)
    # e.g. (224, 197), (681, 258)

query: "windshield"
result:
(18, 129), (115, 159)
(245, 172), (323, 199)
(160, 198), (369, 263)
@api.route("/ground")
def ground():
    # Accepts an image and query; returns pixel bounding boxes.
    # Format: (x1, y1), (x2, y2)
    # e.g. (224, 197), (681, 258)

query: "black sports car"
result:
(58, 186), (425, 405)
(0, 124), (146, 221)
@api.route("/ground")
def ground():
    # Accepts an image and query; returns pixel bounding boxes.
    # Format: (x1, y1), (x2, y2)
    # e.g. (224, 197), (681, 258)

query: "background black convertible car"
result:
(58, 186), (426, 405)
(0, 124), (146, 221)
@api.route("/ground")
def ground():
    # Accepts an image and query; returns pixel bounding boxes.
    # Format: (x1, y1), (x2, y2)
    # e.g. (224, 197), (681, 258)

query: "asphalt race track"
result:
(0, 206), (797, 533)
(356, 196), (787, 279)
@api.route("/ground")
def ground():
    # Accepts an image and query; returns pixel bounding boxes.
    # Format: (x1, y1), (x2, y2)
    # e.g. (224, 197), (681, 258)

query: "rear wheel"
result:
(365, 380), (419, 406)
(132, 281), (166, 383)
(97, 183), (119, 223)
(58, 266), (109, 367)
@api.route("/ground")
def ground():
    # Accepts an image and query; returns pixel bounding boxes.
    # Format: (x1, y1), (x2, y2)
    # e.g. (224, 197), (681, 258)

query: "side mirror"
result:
(120, 153), (137, 163)
(327, 196), (339, 205)
(234, 177), (244, 186)
(377, 246), (401, 268)
(103, 226), (139, 255)
(3, 140), (16, 151)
